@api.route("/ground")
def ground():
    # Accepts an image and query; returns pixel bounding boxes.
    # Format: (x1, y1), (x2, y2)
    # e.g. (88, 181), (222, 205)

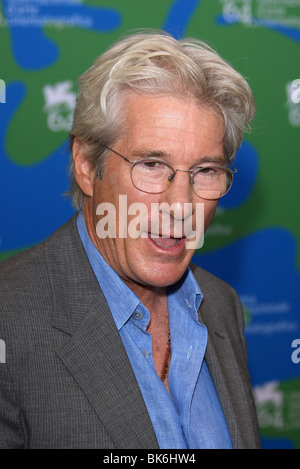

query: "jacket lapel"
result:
(55, 296), (158, 449)
(202, 320), (242, 449)
(197, 290), (259, 449)
(46, 216), (159, 449)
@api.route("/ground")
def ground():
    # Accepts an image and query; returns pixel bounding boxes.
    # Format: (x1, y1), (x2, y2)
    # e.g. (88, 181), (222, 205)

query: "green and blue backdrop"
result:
(1, 0), (300, 449)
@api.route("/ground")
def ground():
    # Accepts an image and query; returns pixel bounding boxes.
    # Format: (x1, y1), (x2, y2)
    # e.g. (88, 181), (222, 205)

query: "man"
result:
(0, 31), (260, 448)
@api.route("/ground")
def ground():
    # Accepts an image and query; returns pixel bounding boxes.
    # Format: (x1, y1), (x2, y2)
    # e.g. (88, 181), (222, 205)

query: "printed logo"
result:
(43, 80), (76, 132)
(220, 0), (300, 29)
(254, 380), (300, 436)
(291, 79), (300, 104)
(254, 381), (284, 429)
(220, 0), (252, 26)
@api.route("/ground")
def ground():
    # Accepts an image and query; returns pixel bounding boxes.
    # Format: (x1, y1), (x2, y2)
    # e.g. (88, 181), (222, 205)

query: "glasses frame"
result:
(100, 144), (237, 199)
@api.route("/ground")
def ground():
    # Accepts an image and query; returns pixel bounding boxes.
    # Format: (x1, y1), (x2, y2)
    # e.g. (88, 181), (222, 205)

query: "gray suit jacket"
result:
(0, 215), (260, 449)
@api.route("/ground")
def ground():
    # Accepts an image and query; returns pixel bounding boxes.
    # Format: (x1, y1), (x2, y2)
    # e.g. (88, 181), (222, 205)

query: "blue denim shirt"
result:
(77, 211), (232, 449)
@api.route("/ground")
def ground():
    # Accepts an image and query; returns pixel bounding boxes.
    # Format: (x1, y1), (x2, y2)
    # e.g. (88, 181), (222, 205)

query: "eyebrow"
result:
(193, 156), (225, 166)
(131, 149), (170, 160)
(130, 149), (225, 165)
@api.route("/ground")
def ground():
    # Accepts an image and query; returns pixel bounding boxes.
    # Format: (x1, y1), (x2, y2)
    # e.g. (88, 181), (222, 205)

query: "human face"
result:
(78, 95), (224, 295)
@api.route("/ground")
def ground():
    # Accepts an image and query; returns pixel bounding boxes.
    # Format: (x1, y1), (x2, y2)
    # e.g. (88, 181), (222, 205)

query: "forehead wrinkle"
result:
(127, 148), (225, 168)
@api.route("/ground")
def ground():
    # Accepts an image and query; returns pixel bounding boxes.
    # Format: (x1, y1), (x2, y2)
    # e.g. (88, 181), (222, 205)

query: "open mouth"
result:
(149, 234), (185, 250)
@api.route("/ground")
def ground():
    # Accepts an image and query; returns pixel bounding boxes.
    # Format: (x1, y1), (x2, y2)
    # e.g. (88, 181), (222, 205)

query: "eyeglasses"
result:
(101, 145), (237, 200)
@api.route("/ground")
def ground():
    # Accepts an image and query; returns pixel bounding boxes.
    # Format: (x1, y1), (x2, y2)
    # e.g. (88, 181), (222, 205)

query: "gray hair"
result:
(69, 30), (256, 209)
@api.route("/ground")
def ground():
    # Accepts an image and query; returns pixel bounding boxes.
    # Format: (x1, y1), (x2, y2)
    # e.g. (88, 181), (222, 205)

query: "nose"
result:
(161, 169), (194, 221)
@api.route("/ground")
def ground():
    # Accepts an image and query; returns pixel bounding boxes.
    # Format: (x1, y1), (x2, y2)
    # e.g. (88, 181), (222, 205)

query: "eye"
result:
(141, 160), (161, 168)
(195, 166), (221, 176)
(137, 159), (170, 172)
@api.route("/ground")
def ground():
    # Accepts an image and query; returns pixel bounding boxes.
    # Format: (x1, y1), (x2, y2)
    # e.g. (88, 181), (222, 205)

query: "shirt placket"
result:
(168, 294), (207, 447)
(129, 306), (155, 369)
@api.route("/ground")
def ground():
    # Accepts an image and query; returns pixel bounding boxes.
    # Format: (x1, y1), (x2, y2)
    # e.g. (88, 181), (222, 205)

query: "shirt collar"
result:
(76, 211), (203, 328)
(76, 211), (140, 330)
(168, 268), (203, 322)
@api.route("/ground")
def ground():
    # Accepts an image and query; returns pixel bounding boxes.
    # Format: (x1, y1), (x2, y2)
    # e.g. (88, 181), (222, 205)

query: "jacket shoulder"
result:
(190, 262), (245, 334)
(190, 262), (239, 299)
(0, 216), (78, 308)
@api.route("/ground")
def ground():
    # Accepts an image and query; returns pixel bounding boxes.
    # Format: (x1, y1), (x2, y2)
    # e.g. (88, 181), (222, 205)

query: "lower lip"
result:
(145, 234), (187, 255)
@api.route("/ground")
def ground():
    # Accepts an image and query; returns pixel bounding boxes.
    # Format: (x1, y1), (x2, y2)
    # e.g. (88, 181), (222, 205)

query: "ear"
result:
(72, 138), (95, 198)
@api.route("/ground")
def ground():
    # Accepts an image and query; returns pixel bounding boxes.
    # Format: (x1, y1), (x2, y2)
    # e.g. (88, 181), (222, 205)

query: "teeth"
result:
(155, 239), (181, 246)
(151, 236), (182, 249)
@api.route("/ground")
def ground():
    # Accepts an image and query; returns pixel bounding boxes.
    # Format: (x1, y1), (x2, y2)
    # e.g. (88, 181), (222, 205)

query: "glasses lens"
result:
(131, 160), (174, 193)
(192, 167), (233, 199)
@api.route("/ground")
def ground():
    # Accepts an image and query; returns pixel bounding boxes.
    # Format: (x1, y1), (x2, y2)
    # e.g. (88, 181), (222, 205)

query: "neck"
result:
(123, 280), (168, 314)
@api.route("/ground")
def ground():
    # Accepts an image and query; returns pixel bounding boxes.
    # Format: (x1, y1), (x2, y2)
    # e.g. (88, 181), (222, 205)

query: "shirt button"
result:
(186, 298), (191, 308)
(133, 311), (143, 320)
(142, 350), (149, 359)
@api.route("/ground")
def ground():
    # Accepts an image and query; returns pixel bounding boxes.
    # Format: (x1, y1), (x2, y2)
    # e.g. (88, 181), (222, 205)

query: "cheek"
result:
(108, 167), (124, 187)
(203, 201), (218, 230)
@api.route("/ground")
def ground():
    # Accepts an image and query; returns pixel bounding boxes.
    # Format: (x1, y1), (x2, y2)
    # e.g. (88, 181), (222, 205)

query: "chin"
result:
(140, 265), (188, 288)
